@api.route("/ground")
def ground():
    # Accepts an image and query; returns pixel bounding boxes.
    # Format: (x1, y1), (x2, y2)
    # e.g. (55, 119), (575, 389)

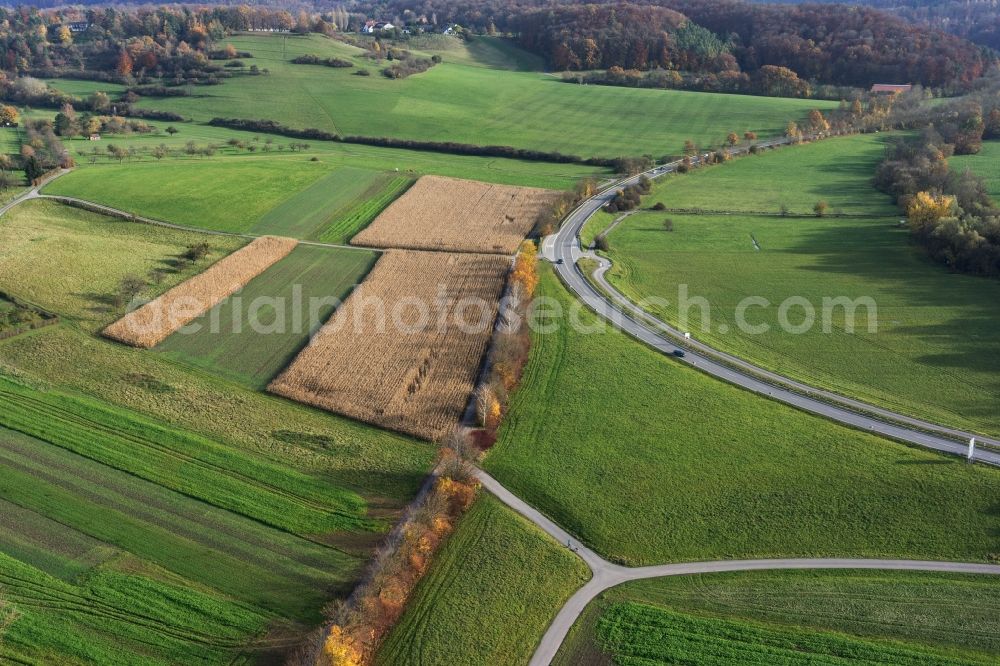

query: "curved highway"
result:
(542, 145), (1000, 465)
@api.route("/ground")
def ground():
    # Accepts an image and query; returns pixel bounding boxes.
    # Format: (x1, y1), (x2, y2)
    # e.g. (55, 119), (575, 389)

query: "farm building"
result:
(362, 20), (396, 33)
(871, 84), (912, 94)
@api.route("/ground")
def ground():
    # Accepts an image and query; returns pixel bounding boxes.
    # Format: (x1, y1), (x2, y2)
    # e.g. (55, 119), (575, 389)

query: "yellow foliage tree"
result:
(323, 626), (362, 666)
(511, 241), (539, 297)
(907, 191), (955, 234)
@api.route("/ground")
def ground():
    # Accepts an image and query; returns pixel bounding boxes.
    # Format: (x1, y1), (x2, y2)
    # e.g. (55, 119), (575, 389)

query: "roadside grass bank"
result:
(554, 569), (1000, 665)
(483, 266), (1000, 565)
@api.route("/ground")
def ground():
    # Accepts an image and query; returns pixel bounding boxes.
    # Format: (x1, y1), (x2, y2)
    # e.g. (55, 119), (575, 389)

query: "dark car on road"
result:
(672, 349), (686, 358)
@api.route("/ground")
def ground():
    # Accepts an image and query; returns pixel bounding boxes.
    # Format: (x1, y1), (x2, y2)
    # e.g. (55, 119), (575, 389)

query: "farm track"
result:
(475, 469), (1000, 666)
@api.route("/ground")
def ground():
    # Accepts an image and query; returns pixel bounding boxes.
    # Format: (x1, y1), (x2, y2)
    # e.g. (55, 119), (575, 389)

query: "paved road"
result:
(476, 470), (1000, 666)
(544, 146), (1000, 465)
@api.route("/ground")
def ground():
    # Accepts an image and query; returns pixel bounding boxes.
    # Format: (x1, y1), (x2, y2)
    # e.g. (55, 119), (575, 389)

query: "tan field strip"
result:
(269, 250), (509, 441)
(351, 175), (561, 254)
(102, 235), (298, 348)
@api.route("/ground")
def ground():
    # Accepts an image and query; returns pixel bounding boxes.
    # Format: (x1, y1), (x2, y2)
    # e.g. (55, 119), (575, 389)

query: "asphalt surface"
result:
(475, 470), (1000, 666)
(543, 146), (1000, 465)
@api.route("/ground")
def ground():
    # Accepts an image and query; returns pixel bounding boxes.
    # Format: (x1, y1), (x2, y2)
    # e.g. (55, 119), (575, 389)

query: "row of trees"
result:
(564, 62), (819, 99)
(875, 125), (1000, 277)
(304, 439), (480, 666)
(474, 240), (539, 441)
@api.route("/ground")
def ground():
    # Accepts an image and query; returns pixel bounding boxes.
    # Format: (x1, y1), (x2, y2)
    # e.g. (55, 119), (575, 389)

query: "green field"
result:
(44, 143), (600, 234)
(645, 133), (900, 215)
(377, 495), (589, 666)
(130, 33), (835, 159)
(251, 167), (407, 240)
(555, 570), (1000, 665)
(316, 174), (412, 244)
(0, 325), (432, 500)
(951, 139), (1000, 200)
(483, 266), (1000, 565)
(156, 244), (377, 388)
(0, 197), (435, 662)
(0, 126), (22, 154)
(598, 135), (1000, 435)
(0, 200), (244, 329)
(0, 373), (386, 664)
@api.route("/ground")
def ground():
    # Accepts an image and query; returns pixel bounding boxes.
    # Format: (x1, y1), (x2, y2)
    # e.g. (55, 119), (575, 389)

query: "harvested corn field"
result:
(269, 250), (509, 440)
(102, 235), (298, 348)
(351, 175), (561, 254)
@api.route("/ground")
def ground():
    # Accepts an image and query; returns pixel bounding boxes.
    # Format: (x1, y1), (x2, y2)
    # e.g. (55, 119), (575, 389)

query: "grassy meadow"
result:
(0, 200), (244, 329)
(951, 139), (1000, 200)
(599, 134), (1000, 435)
(376, 495), (589, 666)
(555, 570), (1000, 665)
(156, 244), (377, 388)
(44, 140), (601, 234)
(129, 33), (835, 159)
(484, 266), (1000, 565)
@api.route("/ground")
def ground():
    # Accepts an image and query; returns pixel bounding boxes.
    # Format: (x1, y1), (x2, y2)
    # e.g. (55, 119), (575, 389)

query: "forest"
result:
(760, 0), (1000, 52)
(0, 1), (991, 93)
(353, 0), (992, 90)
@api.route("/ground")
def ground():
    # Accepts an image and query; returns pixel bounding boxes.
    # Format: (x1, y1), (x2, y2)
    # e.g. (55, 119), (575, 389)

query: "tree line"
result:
(875, 96), (1000, 278)
(208, 116), (647, 169)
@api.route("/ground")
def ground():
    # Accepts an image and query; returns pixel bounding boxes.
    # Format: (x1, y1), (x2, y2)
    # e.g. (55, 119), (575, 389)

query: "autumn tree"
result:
(907, 191), (955, 234)
(510, 240), (539, 297)
(744, 130), (757, 143)
(88, 92), (110, 113)
(813, 200), (829, 217)
(785, 120), (801, 142)
(54, 103), (77, 138)
(116, 50), (134, 77)
(0, 105), (18, 126)
(726, 132), (739, 147)
(683, 139), (698, 157)
(322, 626), (361, 666)
(807, 109), (830, 133)
(985, 108), (1000, 140)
